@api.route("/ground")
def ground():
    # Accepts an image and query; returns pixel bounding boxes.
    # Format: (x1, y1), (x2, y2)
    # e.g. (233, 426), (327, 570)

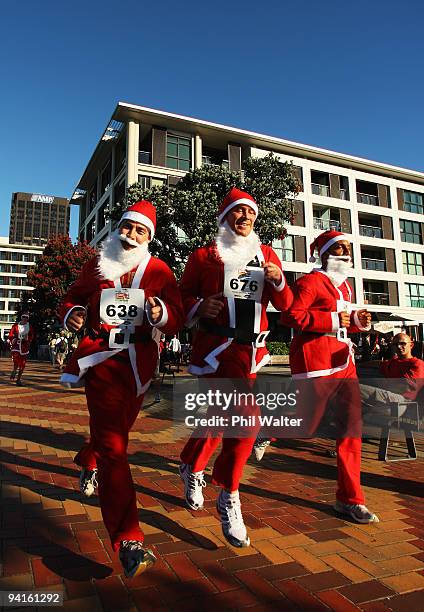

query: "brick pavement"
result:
(0, 359), (423, 611)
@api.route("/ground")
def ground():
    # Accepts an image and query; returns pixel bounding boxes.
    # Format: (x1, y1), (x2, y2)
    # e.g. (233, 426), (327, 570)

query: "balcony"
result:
(311, 183), (330, 197)
(363, 292), (389, 305)
(359, 224), (382, 238)
(313, 217), (341, 231)
(339, 189), (348, 200)
(357, 192), (379, 206)
(409, 299), (424, 308)
(362, 258), (386, 271)
(138, 151), (151, 164)
(202, 156), (229, 168)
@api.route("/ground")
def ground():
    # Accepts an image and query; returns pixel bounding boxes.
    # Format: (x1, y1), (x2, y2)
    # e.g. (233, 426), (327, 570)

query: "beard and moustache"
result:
(323, 255), (353, 287)
(215, 221), (261, 270)
(97, 230), (150, 281)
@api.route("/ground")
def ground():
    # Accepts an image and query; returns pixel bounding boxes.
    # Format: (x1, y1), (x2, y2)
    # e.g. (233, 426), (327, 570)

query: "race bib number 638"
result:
(100, 288), (145, 326)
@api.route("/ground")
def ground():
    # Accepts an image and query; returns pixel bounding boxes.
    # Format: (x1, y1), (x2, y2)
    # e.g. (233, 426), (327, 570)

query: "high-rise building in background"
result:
(0, 236), (43, 339)
(9, 192), (70, 246)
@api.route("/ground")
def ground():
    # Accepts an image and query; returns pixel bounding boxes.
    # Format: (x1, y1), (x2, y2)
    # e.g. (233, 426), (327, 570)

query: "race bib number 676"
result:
(223, 267), (264, 301)
(100, 288), (145, 326)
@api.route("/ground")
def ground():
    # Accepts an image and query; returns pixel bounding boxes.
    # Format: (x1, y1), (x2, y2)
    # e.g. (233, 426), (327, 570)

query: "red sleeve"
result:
(149, 261), (184, 335)
(265, 247), (293, 312)
(179, 250), (203, 325)
(280, 276), (335, 333)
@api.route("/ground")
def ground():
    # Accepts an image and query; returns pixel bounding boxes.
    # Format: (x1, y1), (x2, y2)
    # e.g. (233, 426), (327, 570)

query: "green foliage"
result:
(267, 341), (290, 355)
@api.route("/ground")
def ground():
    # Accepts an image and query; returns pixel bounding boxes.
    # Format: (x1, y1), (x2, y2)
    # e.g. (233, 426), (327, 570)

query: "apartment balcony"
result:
(362, 258), (386, 271)
(202, 156), (229, 168)
(311, 183), (330, 197)
(138, 151), (151, 164)
(363, 291), (389, 305)
(409, 299), (424, 308)
(313, 217), (341, 231)
(357, 192), (379, 206)
(359, 224), (382, 239)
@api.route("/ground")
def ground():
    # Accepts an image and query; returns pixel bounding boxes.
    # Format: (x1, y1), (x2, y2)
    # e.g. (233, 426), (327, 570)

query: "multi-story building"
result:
(10, 192), (70, 246)
(0, 237), (43, 339)
(71, 102), (424, 323)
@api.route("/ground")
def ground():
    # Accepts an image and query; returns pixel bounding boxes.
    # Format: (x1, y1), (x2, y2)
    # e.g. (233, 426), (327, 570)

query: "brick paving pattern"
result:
(1, 360), (423, 611)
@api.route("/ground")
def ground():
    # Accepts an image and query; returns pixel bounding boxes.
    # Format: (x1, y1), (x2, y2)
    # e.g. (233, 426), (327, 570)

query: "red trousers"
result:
(74, 355), (144, 551)
(295, 359), (364, 505)
(11, 352), (27, 370)
(180, 346), (258, 492)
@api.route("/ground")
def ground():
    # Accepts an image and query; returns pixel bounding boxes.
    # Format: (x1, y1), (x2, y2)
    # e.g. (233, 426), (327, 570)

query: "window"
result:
(403, 190), (424, 214)
(272, 236), (294, 262)
(166, 134), (191, 171)
(400, 219), (422, 244)
(403, 251), (424, 275)
(405, 283), (424, 308)
(138, 175), (166, 190)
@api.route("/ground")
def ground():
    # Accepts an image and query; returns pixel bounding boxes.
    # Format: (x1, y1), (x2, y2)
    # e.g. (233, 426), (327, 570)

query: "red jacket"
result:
(180, 243), (293, 375)
(59, 254), (184, 395)
(380, 356), (424, 400)
(9, 323), (34, 356)
(280, 270), (369, 378)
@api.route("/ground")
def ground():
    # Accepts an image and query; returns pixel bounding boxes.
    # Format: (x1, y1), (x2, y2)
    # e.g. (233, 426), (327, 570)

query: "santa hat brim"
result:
(318, 234), (349, 257)
(119, 211), (155, 238)
(218, 198), (258, 224)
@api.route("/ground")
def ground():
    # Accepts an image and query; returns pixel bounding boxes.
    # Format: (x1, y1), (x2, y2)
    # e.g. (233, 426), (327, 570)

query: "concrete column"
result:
(126, 121), (139, 187)
(195, 134), (202, 169)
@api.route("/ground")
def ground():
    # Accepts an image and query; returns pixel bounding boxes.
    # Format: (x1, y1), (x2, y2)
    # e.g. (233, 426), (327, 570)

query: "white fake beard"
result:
(97, 230), (150, 281)
(215, 222), (261, 270)
(18, 323), (29, 338)
(324, 255), (353, 287)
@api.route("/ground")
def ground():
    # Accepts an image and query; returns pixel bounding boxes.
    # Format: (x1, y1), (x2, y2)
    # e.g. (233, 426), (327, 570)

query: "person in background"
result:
(8, 312), (35, 386)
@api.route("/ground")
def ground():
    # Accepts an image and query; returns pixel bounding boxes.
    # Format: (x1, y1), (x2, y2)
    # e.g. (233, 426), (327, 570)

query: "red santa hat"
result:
(217, 187), (258, 224)
(119, 200), (156, 239)
(309, 230), (350, 262)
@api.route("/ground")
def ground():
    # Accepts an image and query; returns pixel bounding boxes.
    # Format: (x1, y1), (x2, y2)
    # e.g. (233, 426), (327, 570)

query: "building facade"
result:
(0, 237), (43, 339)
(10, 192), (70, 246)
(72, 102), (424, 322)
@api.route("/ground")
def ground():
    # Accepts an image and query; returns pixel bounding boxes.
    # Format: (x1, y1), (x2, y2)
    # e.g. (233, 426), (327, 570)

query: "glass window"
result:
(400, 219), (422, 244)
(403, 251), (424, 275)
(405, 283), (424, 308)
(166, 134), (191, 171)
(272, 236), (294, 262)
(403, 190), (424, 214)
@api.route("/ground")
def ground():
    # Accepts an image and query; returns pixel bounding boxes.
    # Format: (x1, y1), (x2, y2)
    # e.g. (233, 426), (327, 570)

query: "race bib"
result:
(336, 299), (352, 314)
(223, 266), (264, 301)
(100, 288), (145, 326)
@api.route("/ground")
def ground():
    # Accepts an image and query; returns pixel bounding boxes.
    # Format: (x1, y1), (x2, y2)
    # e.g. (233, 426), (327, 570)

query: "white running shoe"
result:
(179, 463), (206, 510)
(253, 438), (271, 462)
(216, 489), (250, 548)
(334, 500), (379, 524)
(79, 468), (98, 498)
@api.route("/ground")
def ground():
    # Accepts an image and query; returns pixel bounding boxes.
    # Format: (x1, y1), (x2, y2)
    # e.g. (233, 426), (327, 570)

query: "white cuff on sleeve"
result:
(354, 310), (371, 331)
(272, 271), (286, 292)
(331, 312), (340, 331)
(64, 305), (86, 330)
(185, 299), (203, 328)
(145, 297), (169, 329)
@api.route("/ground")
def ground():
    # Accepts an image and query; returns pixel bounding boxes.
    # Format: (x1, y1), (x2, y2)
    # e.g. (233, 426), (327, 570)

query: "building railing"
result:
(361, 258), (386, 271)
(409, 299), (424, 308)
(357, 192), (379, 206)
(138, 151), (151, 164)
(311, 183), (330, 197)
(202, 156), (229, 168)
(359, 224), (382, 238)
(313, 217), (341, 231)
(363, 291), (389, 305)
(339, 188), (348, 200)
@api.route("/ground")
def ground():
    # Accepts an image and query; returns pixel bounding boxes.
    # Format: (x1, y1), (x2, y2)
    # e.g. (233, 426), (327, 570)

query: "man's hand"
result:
(356, 309), (371, 328)
(339, 311), (351, 328)
(197, 293), (224, 319)
(147, 297), (163, 323)
(67, 308), (86, 332)
(262, 262), (282, 285)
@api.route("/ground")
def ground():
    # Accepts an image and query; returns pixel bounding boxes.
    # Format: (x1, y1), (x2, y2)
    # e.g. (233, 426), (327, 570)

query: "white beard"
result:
(18, 323), (29, 339)
(323, 255), (353, 287)
(97, 230), (150, 281)
(215, 222), (261, 270)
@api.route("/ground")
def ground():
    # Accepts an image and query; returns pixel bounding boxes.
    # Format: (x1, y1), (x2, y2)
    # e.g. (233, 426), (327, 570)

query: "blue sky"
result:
(1, 0), (423, 240)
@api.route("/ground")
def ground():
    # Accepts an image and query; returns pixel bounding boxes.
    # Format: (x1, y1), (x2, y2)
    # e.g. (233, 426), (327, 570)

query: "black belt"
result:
(200, 320), (268, 346)
(88, 328), (152, 345)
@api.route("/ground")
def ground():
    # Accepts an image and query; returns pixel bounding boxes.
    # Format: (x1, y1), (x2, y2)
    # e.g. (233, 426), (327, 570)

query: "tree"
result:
(19, 235), (97, 341)
(109, 153), (300, 277)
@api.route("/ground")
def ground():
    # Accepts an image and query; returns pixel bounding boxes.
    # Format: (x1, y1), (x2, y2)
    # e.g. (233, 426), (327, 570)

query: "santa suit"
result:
(9, 322), (34, 370)
(281, 269), (369, 505)
(180, 242), (293, 491)
(60, 253), (183, 550)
